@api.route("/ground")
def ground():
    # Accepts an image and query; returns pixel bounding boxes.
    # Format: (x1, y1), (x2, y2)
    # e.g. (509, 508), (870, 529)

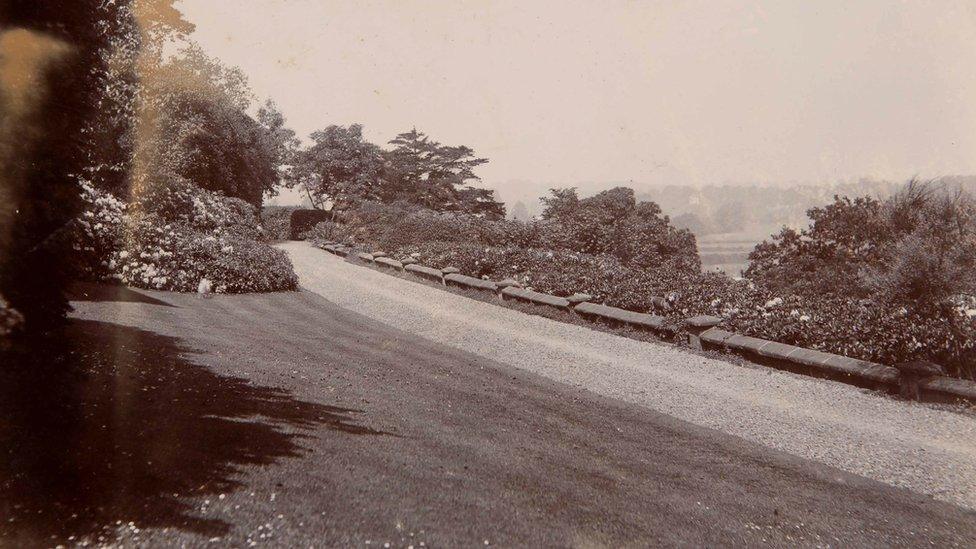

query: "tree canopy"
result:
(133, 45), (287, 208)
(291, 126), (505, 219)
(538, 187), (699, 271)
(381, 129), (504, 219)
(289, 124), (384, 213)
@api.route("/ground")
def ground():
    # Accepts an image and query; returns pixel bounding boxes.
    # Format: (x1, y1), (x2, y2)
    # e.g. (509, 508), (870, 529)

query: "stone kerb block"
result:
(374, 257), (404, 271)
(565, 293), (592, 306)
(401, 257), (418, 266)
(683, 315), (722, 350)
(500, 286), (570, 309)
(440, 267), (459, 285)
(699, 327), (734, 348)
(357, 252), (374, 263)
(495, 278), (521, 298)
(444, 273), (498, 293)
(894, 360), (943, 400)
(371, 251), (388, 258)
(918, 375), (976, 403)
(404, 263), (444, 282)
(572, 301), (668, 332)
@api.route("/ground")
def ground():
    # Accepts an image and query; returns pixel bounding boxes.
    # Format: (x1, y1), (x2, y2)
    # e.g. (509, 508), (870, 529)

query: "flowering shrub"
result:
(726, 296), (976, 379)
(106, 215), (297, 292)
(317, 201), (542, 252)
(395, 242), (620, 296)
(77, 181), (297, 293)
(132, 177), (262, 239)
(73, 180), (127, 279)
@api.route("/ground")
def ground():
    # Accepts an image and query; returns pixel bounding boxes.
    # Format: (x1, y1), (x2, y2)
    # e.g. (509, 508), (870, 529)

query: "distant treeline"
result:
(509, 176), (976, 236)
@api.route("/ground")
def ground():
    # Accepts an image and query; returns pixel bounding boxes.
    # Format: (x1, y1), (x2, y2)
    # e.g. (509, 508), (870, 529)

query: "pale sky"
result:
(176, 0), (976, 202)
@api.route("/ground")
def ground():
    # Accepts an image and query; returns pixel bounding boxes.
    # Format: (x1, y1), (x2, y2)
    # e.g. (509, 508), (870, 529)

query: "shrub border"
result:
(315, 240), (976, 404)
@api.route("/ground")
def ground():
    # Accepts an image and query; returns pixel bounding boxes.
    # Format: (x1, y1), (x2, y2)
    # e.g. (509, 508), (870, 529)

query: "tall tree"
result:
(383, 129), (504, 219)
(257, 100), (300, 185)
(133, 45), (282, 208)
(81, 0), (194, 198)
(289, 124), (384, 214)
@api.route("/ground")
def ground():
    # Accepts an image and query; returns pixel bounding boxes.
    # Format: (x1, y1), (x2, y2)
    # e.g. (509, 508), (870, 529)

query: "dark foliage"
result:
(315, 184), (976, 379)
(0, 0), (128, 336)
(260, 206), (300, 241)
(289, 209), (332, 240)
(539, 187), (700, 272)
(288, 124), (384, 212)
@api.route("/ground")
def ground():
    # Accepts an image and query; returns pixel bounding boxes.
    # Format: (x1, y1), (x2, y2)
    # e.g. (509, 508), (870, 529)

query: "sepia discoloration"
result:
(3, 2), (976, 546)
(0, 29), (72, 251)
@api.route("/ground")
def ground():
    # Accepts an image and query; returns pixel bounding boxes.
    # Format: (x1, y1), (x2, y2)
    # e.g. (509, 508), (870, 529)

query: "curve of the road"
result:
(280, 241), (976, 512)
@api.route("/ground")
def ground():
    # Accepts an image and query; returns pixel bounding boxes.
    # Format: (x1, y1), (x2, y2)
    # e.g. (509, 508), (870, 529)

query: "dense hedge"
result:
(260, 206), (298, 241)
(289, 209), (331, 240)
(259, 206), (334, 241)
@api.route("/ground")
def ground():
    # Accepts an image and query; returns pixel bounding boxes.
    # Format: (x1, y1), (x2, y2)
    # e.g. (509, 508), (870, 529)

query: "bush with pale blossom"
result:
(72, 181), (128, 279)
(76, 180), (297, 293)
(303, 221), (354, 244)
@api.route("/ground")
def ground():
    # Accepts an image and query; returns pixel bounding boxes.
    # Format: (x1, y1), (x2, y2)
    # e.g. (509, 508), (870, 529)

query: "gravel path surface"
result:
(281, 241), (976, 511)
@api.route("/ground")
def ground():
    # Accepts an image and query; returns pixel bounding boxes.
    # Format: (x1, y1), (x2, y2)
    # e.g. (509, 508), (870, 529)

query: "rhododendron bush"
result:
(77, 180), (297, 293)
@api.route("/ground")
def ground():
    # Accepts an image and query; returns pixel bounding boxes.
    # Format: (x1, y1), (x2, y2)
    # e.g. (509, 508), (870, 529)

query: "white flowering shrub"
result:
(76, 180), (297, 293)
(73, 180), (127, 279)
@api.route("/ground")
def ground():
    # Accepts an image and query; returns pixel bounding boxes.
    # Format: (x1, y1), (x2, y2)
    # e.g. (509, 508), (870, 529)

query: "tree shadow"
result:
(69, 281), (177, 307)
(0, 318), (385, 545)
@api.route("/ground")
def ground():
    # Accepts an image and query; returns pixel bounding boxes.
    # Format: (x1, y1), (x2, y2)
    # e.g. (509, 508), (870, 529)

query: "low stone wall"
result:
(315, 240), (976, 404)
(700, 328), (899, 391)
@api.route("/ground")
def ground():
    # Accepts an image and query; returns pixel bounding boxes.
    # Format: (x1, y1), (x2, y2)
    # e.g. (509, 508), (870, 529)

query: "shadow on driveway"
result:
(68, 281), (178, 308)
(0, 317), (384, 545)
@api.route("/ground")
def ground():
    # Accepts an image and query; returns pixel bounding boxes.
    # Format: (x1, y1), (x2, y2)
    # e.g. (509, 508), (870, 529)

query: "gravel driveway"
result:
(280, 241), (976, 511)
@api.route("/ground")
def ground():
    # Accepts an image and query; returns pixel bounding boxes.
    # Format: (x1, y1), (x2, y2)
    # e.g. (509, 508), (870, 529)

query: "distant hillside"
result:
(501, 176), (976, 238)
(636, 179), (904, 237)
